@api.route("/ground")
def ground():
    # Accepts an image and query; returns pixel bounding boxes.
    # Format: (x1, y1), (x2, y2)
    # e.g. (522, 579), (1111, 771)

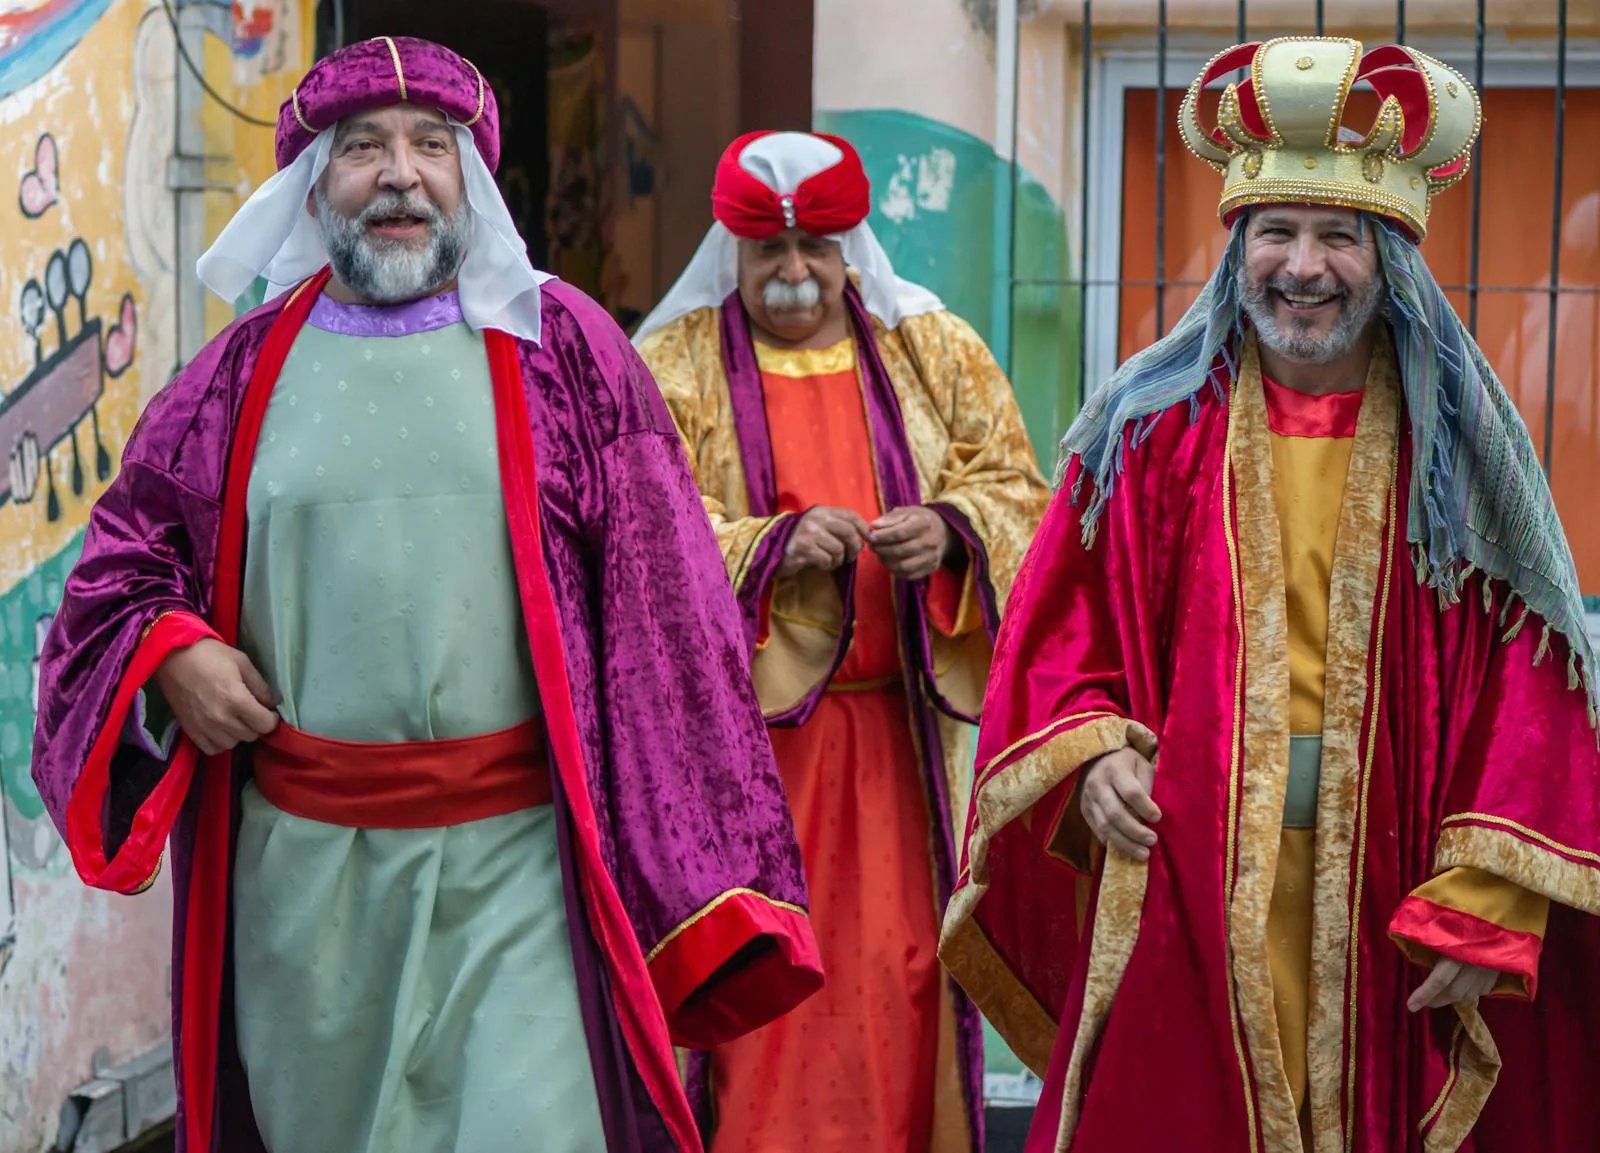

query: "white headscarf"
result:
(632, 132), (942, 343)
(197, 121), (552, 344)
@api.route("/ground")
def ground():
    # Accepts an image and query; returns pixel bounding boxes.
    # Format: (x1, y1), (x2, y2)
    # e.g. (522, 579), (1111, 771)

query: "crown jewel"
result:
(1179, 37), (1481, 239)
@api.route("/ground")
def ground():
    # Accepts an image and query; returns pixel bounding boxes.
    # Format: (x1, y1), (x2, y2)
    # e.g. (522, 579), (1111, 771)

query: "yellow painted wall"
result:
(0, 4), (310, 1148)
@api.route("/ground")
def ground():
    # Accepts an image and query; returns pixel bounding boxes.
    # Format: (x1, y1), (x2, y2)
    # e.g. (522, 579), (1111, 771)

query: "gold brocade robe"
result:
(638, 302), (1050, 836)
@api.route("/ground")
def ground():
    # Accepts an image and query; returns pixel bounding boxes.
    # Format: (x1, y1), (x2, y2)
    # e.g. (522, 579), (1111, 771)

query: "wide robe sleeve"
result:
(542, 291), (823, 1051)
(592, 427), (824, 1047)
(30, 313), (271, 896)
(1386, 579), (1600, 1000)
(891, 309), (1052, 721)
(937, 456), (1160, 1072)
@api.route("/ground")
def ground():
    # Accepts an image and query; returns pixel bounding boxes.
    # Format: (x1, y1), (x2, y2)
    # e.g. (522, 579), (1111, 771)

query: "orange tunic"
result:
(709, 339), (944, 1153)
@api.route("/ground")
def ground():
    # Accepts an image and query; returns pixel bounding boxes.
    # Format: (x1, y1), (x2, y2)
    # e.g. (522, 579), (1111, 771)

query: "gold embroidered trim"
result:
(1273, 333), (1398, 1153)
(463, 60), (486, 126)
(1435, 821), (1600, 915)
(1440, 813), (1600, 867)
(139, 609), (179, 645)
(1420, 1003), (1501, 1152)
(1049, 838), (1150, 1151)
(382, 36), (408, 102)
(291, 88), (313, 133)
(1344, 437), (1399, 1150)
(644, 887), (806, 965)
(129, 851), (164, 895)
(1419, 1021), (1465, 1132)
(1220, 356), (1265, 1153)
(940, 714), (1152, 1089)
(980, 710), (1118, 776)
(936, 913), (1058, 1073)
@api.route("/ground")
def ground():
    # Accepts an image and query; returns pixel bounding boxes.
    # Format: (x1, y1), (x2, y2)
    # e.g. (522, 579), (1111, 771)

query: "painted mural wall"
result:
(0, 3), (308, 1147)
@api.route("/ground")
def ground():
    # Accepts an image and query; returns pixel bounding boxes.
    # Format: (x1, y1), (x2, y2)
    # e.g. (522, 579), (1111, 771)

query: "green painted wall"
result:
(0, 531), (83, 822)
(814, 108), (1080, 470)
(816, 108), (1078, 1082)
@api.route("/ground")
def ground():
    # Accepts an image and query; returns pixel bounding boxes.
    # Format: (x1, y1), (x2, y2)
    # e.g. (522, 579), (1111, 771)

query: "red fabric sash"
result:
(251, 720), (550, 828)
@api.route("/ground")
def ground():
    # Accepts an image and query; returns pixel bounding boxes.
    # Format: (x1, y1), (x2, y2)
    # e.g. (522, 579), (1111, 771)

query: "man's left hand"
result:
(869, 506), (957, 582)
(1407, 956), (1500, 1012)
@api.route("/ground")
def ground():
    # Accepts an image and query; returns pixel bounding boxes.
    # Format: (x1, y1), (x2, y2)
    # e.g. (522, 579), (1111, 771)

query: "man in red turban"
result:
(636, 130), (1050, 1152)
(32, 36), (823, 1153)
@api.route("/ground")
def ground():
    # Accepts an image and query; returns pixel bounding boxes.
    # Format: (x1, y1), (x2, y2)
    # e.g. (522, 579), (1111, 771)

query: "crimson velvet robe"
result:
(940, 341), (1600, 1153)
(31, 270), (822, 1153)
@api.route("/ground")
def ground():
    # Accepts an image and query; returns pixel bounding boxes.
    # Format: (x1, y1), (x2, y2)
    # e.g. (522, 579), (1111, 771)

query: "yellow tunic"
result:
(1265, 377), (1548, 1137)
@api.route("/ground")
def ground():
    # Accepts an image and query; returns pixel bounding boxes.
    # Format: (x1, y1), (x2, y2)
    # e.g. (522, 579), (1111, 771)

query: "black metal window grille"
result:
(1001, 1), (1590, 486)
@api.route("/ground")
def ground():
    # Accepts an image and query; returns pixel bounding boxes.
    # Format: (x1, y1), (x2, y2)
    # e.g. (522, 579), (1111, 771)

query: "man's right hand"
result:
(153, 638), (280, 756)
(777, 506), (871, 578)
(1080, 747), (1161, 861)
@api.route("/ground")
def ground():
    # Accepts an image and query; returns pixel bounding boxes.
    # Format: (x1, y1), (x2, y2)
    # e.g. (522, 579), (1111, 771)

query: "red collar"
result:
(1262, 373), (1363, 438)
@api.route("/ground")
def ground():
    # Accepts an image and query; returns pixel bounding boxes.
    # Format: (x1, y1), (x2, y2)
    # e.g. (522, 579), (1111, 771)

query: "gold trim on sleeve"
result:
(1436, 818), (1600, 914)
(644, 887), (807, 965)
(130, 852), (164, 895)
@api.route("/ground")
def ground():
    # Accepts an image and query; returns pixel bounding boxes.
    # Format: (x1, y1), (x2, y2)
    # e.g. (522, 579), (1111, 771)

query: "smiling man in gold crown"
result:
(939, 38), (1600, 1153)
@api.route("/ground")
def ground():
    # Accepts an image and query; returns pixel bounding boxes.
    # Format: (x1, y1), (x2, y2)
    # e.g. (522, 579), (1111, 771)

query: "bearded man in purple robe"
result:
(31, 35), (821, 1153)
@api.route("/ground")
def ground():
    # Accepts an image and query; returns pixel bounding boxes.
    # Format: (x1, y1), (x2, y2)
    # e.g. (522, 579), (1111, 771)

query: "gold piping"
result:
(463, 61), (487, 126)
(130, 851), (164, 895)
(1441, 813), (1600, 866)
(980, 710), (1118, 775)
(382, 36), (408, 102)
(291, 88), (313, 133)
(1220, 372), (1264, 1152)
(1344, 417), (1400, 1149)
(644, 887), (807, 965)
(1418, 1021), (1465, 1132)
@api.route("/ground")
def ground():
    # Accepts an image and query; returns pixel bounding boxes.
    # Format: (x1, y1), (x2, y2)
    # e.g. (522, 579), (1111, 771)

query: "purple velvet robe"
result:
(31, 275), (821, 1153)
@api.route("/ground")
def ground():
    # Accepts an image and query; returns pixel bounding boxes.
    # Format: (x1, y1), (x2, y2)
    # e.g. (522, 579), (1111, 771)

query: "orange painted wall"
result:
(1121, 86), (1600, 588)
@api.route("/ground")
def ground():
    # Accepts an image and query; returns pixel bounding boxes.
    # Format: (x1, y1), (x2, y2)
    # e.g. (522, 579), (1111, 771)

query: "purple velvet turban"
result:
(275, 36), (500, 173)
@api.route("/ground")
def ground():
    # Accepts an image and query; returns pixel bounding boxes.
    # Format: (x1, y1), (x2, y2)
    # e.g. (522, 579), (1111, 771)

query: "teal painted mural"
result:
(814, 108), (1079, 469)
(817, 110), (1065, 1090)
(0, 530), (82, 830)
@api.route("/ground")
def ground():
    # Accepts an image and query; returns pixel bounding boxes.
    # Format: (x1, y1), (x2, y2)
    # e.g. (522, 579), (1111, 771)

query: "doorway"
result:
(324, 0), (612, 289)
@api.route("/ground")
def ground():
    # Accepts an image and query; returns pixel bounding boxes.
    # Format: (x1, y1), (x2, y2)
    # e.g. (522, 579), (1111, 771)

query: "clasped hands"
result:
(1078, 746), (1502, 1013)
(777, 504), (957, 582)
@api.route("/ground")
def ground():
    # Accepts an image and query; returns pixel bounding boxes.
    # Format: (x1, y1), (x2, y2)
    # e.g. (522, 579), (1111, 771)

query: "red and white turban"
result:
(634, 131), (941, 341)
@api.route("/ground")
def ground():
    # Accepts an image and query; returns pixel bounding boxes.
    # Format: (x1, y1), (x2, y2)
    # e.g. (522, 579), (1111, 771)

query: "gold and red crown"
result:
(1179, 37), (1481, 240)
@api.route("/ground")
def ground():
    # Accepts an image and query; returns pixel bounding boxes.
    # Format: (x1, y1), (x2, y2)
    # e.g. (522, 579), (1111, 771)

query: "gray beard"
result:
(1237, 265), (1385, 365)
(315, 188), (473, 304)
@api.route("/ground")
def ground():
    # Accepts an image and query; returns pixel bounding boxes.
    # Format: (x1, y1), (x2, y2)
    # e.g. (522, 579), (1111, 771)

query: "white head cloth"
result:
(197, 123), (552, 344)
(632, 131), (942, 343)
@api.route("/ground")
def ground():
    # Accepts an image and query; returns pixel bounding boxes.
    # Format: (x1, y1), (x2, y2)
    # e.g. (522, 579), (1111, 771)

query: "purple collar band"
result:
(306, 289), (465, 337)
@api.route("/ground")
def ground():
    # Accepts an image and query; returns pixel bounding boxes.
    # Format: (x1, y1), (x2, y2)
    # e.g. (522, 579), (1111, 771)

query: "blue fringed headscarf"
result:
(1060, 214), (1595, 720)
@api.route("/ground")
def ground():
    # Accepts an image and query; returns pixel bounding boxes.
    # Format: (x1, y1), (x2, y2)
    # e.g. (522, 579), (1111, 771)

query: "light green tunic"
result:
(231, 319), (607, 1153)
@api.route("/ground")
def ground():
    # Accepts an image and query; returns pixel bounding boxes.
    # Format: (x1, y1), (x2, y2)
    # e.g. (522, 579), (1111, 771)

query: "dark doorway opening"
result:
(319, 0), (616, 285)
(336, 1), (550, 266)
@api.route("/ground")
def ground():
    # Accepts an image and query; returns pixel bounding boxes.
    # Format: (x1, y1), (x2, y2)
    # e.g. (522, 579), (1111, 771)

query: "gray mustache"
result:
(763, 276), (822, 311)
